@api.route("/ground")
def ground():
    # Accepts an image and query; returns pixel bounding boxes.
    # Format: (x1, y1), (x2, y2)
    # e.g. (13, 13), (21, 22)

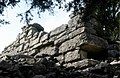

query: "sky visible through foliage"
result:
(0, 0), (72, 52)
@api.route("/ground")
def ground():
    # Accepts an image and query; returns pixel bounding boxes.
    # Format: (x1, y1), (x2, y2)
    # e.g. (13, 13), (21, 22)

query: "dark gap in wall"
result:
(87, 49), (108, 60)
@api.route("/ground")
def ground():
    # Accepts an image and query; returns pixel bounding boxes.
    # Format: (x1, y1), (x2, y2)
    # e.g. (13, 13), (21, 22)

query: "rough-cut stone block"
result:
(27, 49), (38, 56)
(14, 43), (20, 48)
(79, 34), (108, 53)
(32, 43), (43, 49)
(49, 36), (56, 43)
(56, 31), (67, 39)
(68, 15), (81, 27)
(59, 32), (108, 54)
(68, 32), (108, 54)
(70, 26), (77, 33)
(54, 35), (69, 45)
(18, 44), (24, 51)
(20, 32), (26, 39)
(65, 50), (81, 63)
(34, 32), (39, 36)
(33, 32), (39, 38)
(42, 40), (49, 45)
(76, 22), (84, 28)
(64, 59), (99, 68)
(59, 35), (80, 53)
(27, 35), (33, 39)
(69, 27), (85, 38)
(20, 38), (25, 44)
(27, 27), (38, 36)
(68, 19), (75, 27)
(38, 31), (47, 38)
(54, 55), (64, 63)
(29, 37), (40, 47)
(31, 32), (40, 40)
(16, 33), (20, 40)
(35, 46), (57, 57)
(40, 34), (49, 42)
(0, 51), (21, 58)
(59, 39), (75, 53)
(24, 43), (29, 50)
(50, 24), (68, 37)
(31, 36), (37, 41)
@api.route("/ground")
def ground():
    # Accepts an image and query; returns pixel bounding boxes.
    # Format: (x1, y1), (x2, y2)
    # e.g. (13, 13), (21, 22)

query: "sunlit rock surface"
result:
(0, 12), (119, 78)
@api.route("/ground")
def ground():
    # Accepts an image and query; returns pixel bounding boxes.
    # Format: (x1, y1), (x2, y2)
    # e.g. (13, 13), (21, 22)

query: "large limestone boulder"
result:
(79, 33), (108, 59)
(80, 33), (108, 53)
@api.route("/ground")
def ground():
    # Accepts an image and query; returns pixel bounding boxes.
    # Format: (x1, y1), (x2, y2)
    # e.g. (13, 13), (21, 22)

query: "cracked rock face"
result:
(0, 54), (120, 78)
(1, 12), (119, 78)
(2, 13), (109, 61)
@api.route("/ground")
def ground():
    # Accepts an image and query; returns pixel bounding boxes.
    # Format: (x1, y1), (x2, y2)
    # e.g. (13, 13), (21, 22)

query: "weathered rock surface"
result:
(0, 12), (119, 78)
(0, 54), (120, 78)
(1, 13), (109, 62)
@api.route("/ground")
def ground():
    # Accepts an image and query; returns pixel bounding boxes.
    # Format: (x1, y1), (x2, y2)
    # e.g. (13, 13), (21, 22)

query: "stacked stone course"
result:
(1, 13), (108, 67)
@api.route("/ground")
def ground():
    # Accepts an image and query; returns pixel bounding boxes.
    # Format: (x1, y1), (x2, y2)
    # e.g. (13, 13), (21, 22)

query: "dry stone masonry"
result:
(0, 13), (120, 78)
(1, 13), (109, 67)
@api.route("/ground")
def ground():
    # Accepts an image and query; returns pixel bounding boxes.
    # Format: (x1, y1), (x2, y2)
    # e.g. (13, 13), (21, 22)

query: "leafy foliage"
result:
(65, 0), (120, 41)
(0, 0), (120, 41)
(0, 19), (10, 25)
(17, 0), (66, 24)
(0, 0), (20, 14)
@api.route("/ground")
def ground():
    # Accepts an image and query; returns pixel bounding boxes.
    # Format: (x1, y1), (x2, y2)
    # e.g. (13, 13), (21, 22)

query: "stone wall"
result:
(1, 13), (108, 67)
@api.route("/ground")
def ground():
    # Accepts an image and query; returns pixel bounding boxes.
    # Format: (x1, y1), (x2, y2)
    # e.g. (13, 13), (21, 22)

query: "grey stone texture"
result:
(1, 13), (109, 68)
(65, 50), (81, 63)
(35, 46), (57, 57)
(64, 59), (100, 68)
(50, 24), (68, 37)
